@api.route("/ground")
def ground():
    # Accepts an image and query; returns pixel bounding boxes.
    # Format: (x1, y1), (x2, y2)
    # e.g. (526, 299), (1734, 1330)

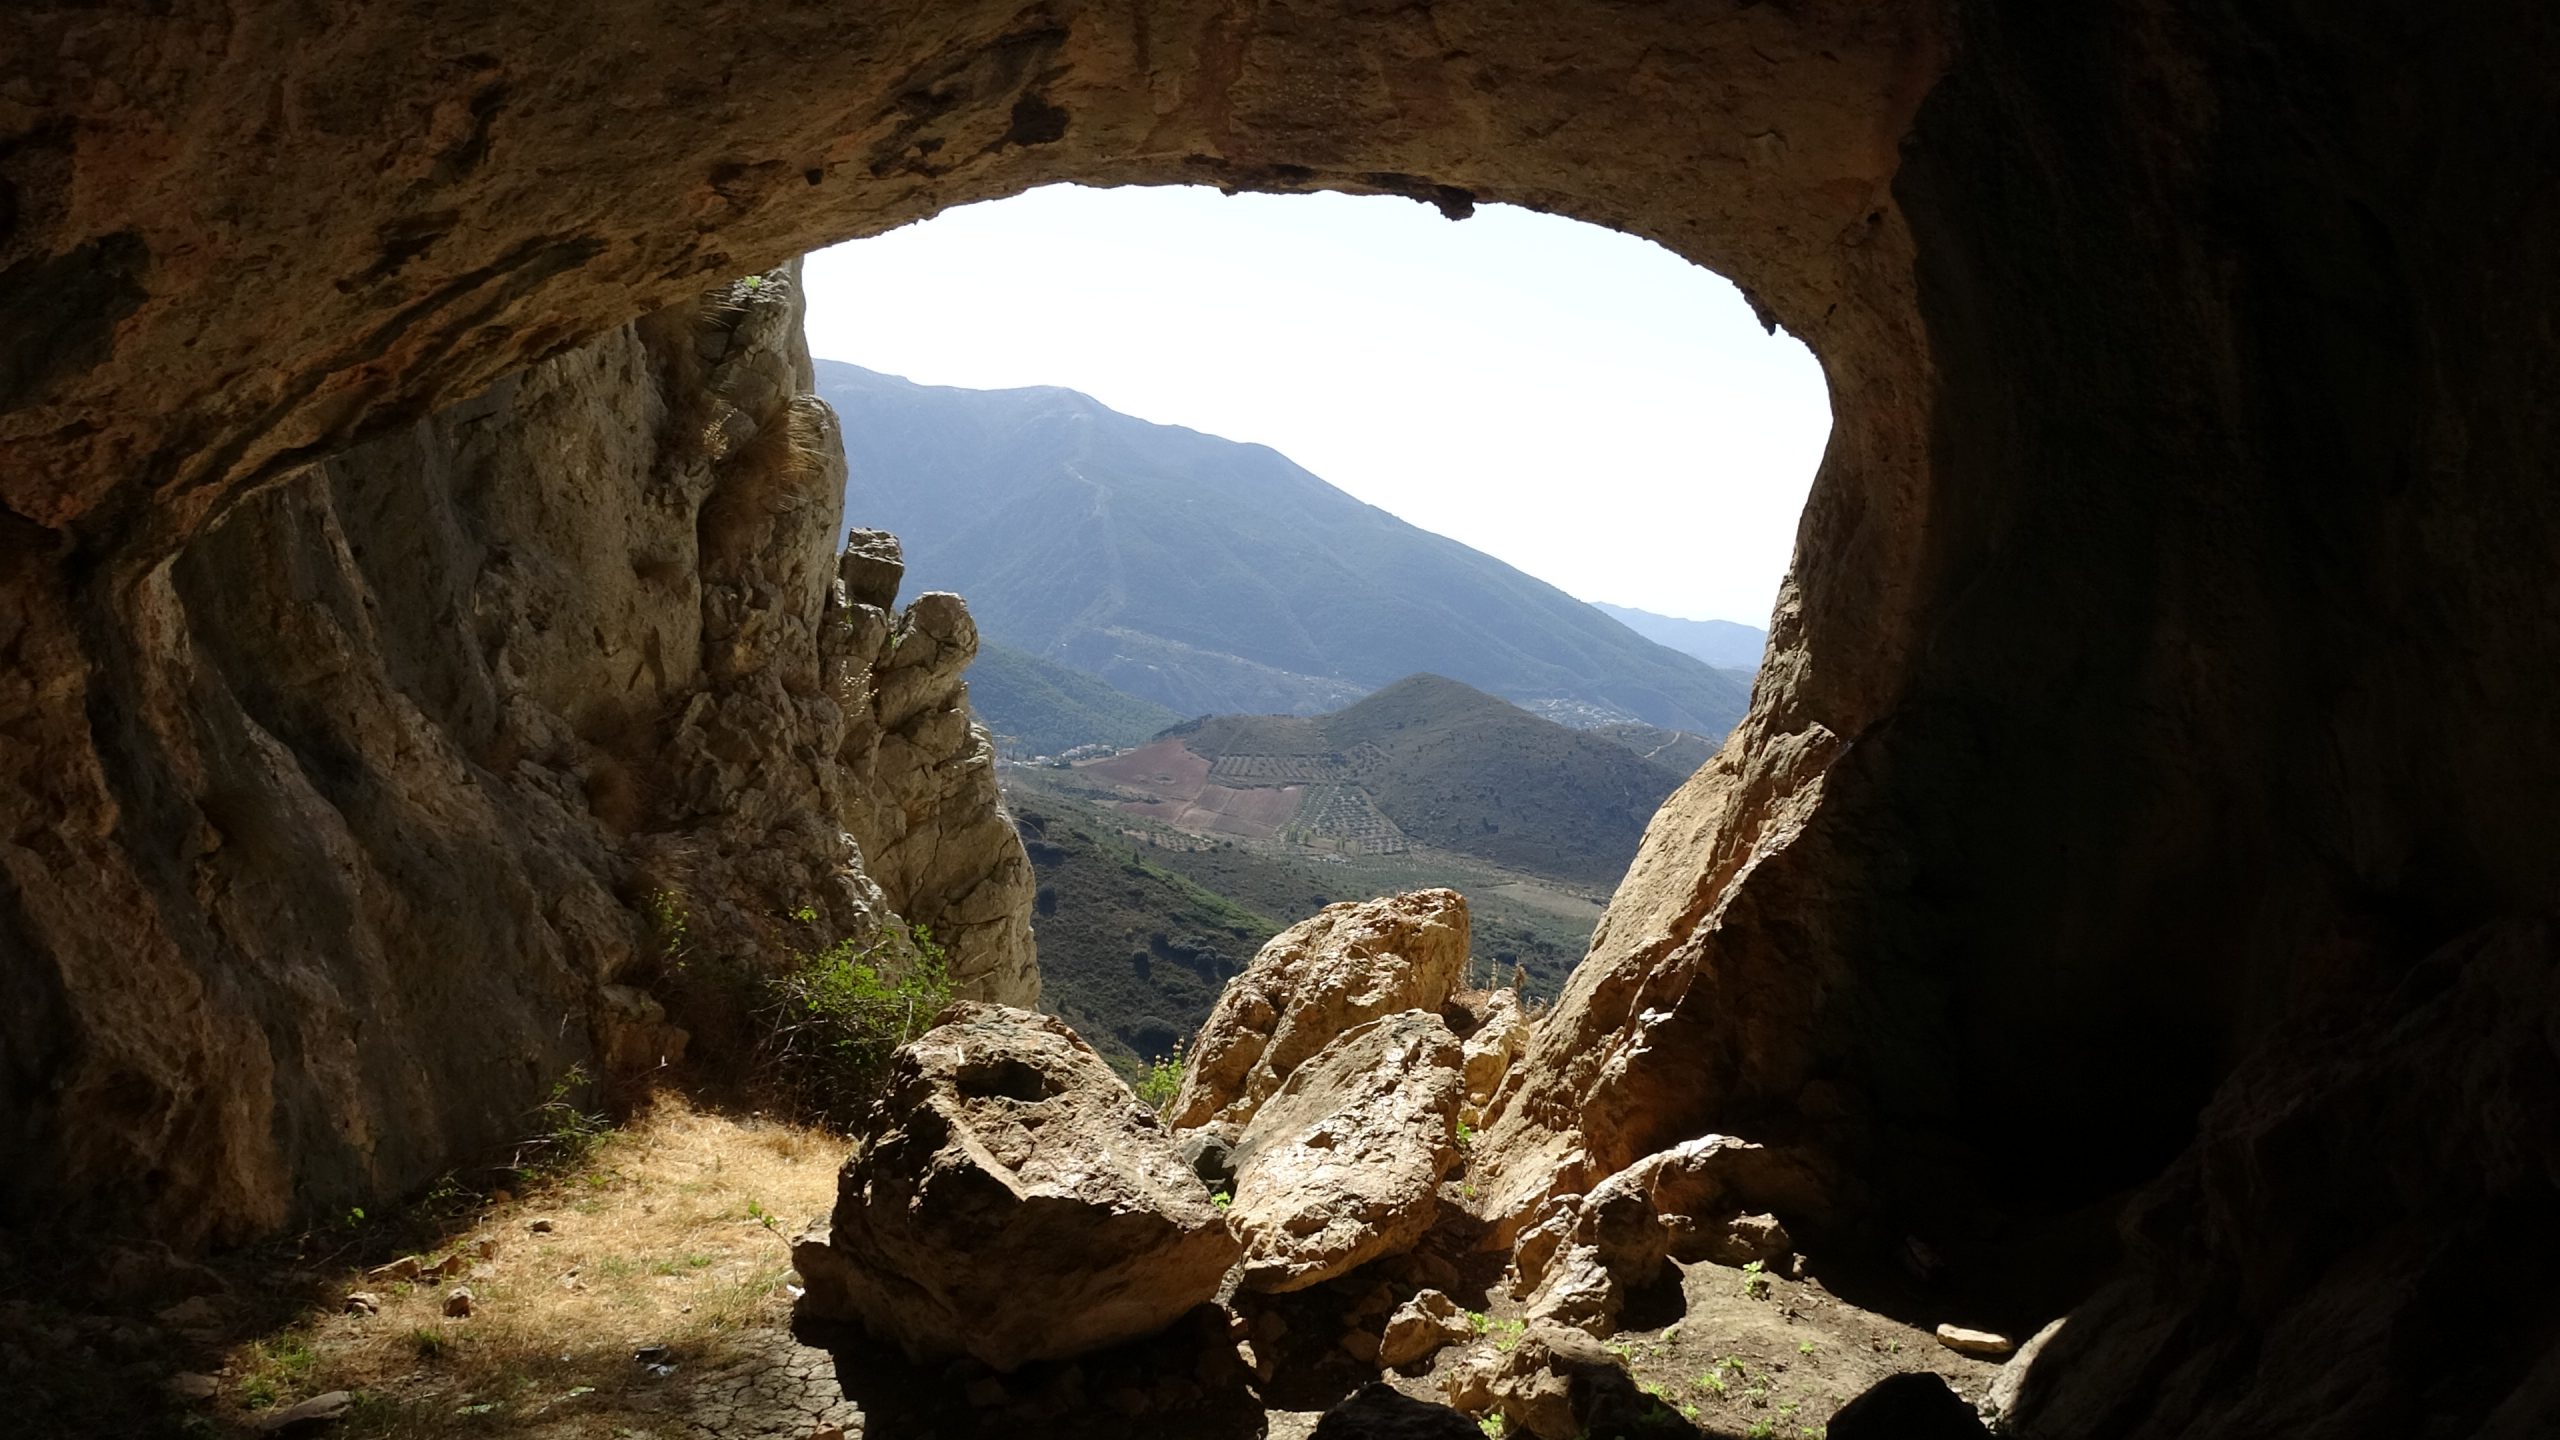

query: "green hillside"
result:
(967, 642), (1186, 757)
(1011, 780), (1594, 1073)
(1593, 721), (1719, 776)
(1011, 795), (1280, 1075)
(1167, 674), (1692, 888)
(820, 360), (1752, 734)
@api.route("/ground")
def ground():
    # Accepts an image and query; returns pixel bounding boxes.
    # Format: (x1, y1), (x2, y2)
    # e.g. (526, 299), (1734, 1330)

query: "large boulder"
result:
(1227, 1010), (1466, 1292)
(1485, 1322), (1702, 1440)
(792, 1004), (1241, 1371)
(1513, 1134), (1828, 1334)
(1170, 889), (1470, 1131)
(1312, 1382), (1486, 1440)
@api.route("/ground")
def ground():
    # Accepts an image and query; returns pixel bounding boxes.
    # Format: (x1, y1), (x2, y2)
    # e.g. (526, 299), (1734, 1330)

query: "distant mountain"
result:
(1083, 673), (1690, 888)
(1592, 721), (1719, 776)
(819, 361), (1752, 735)
(1590, 603), (1769, 671)
(966, 642), (1185, 758)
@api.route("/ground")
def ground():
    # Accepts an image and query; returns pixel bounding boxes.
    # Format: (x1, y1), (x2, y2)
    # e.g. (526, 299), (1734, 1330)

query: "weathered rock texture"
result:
(834, 544), (1040, 1001)
(0, 263), (1032, 1241)
(1170, 888), (1468, 1131)
(1457, 988), (1530, 1126)
(1226, 1010), (1465, 1292)
(2001, 919), (2560, 1440)
(792, 1003), (1241, 1371)
(6, 3), (2560, 1432)
(1512, 1134), (1828, 1335)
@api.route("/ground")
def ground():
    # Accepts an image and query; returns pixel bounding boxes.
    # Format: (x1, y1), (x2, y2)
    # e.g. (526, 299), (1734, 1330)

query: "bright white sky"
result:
(803, 184), (1830, 626)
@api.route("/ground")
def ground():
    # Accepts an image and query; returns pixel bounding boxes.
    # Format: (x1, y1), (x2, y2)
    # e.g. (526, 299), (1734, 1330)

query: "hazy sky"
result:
(803, 185), (1830, 627)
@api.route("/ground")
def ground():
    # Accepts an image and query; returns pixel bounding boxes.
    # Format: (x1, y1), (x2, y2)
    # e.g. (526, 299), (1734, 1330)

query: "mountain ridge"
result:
(1590, 601), (1769, 671)
(820, 360), (1753, 735)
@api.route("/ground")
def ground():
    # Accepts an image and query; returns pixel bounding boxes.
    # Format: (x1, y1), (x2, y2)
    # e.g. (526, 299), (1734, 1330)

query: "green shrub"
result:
(509, 1064), (610, 1182)
(1135, 1044), (1186, 1115)
(756, 923), (953, 1126)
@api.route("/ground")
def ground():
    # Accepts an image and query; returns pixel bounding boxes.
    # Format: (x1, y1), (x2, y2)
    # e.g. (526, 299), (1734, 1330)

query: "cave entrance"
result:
(6, 0), (1956, 1256)
(797, 183), (1829, 1078)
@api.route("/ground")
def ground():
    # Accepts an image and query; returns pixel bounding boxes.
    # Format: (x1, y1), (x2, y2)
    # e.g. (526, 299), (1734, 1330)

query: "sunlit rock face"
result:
(0, 265), (1033, 1242)
(4, 2), (2559, 1432)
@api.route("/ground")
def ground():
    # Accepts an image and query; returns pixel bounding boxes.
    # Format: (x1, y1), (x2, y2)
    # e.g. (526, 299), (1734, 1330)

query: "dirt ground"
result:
(1, 1105), (2000, 1440)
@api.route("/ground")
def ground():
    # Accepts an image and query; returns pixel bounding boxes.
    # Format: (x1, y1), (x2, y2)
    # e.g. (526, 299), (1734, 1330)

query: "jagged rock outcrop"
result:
(792, 1004), (1241, 1371)
(1377, 1290), (1474, 1370)
(1226, 1010), (1466, 1292)
(0, 264), (1032, 1241)
(1511, 1134), (1828, 1335)
(824, 533), (1037, 1002)
(1170, 889), (1469, 1132)
(1458, 988), (1531, 1127)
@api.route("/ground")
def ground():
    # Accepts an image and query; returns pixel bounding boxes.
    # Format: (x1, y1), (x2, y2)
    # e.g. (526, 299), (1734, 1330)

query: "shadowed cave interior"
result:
(2, 2), (2557, 1437)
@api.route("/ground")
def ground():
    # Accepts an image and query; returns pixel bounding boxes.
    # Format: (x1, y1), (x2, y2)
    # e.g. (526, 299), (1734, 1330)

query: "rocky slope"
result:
(0, 267), (1032, 1243)
(818, 362), (1753, 733)
(964, 641), (1187, 758)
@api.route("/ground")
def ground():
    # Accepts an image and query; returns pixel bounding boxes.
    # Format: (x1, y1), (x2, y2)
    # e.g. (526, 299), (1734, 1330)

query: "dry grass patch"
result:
(213, 1100), (843, 1439)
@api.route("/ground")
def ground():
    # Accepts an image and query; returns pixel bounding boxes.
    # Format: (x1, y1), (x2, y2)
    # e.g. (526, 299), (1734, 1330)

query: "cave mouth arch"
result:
(0, 0), (2142, 1253)
(2, 0), (1955, 1251)
(805, 178), (1832, 1073)
(13, 25), (2555, 1404)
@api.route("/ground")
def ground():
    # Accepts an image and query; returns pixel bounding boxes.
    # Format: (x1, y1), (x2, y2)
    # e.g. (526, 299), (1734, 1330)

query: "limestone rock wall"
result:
(0, 264), (1033, 1242)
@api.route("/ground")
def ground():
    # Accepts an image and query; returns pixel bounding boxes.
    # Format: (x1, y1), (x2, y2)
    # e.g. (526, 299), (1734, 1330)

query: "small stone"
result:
(1339, 1328), (1383, 1364)
(167, 1372), (220, 1401)
(1379, 1288), (1474, 1368)
(1934, 1323), (2015, 1358)
(472, 1237), (498, 1259)
(155, 1296), (223, 1331)
(342, 1292), (381, 1316)
(527, 1217), (554, 1234)
(367, 1256), (424, 1283)
(443, 1288), (475, 1318)
(253, 1390), (354, 1433)
(1705, 1211), (1793, 1266)
(1441, 1349), (1499, 1414)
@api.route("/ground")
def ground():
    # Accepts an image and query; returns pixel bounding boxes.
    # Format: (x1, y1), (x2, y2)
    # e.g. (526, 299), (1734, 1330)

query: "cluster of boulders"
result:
(791, 886), (1851, 1433)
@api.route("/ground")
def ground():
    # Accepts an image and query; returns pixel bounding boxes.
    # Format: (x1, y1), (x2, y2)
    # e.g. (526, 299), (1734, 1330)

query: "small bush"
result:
(1135, 1044), (1186, 1115)
(755, 923), (953, 1126)
(511, 1065), (610, 1182)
